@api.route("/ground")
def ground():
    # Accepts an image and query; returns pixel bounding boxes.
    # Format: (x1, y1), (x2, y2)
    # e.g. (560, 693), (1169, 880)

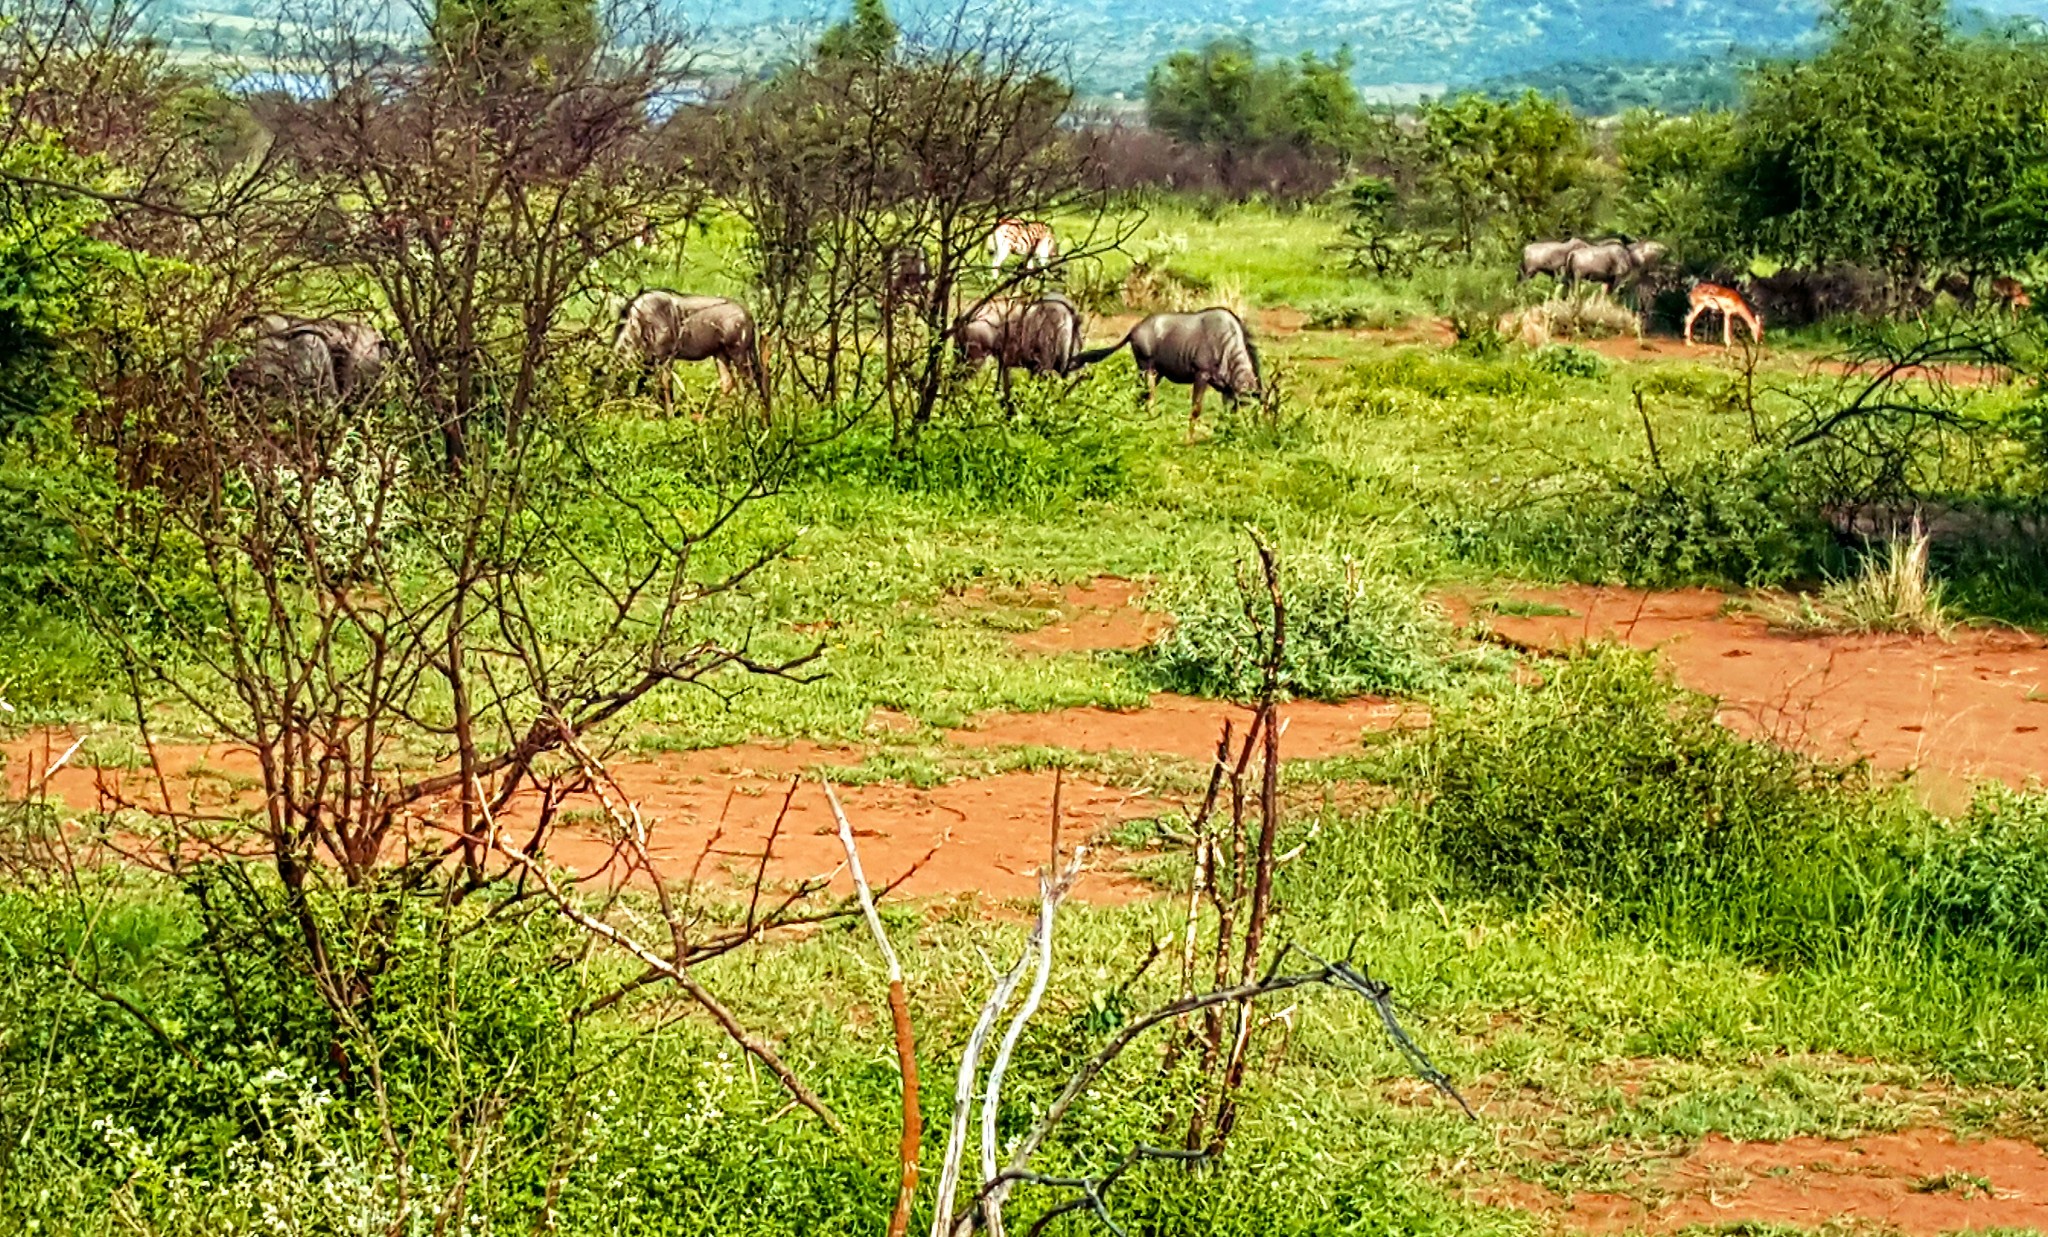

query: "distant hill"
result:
(1469, 54), (1752, 116)
(157, 0), (2048, 98)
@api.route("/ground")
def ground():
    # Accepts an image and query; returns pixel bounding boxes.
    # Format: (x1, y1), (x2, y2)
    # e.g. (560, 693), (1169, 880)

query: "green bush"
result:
(1530, 344), (1608, 381)
(1418, 649), (1835, 902)
(1149, 547), (1449, 701)
(1910, 786), (2048, 955)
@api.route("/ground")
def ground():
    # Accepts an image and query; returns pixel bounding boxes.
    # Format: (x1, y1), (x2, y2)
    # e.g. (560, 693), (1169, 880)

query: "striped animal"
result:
(1683, 282), (1764, 348)
(1071, 307), (1261, 442)
(989, 218), (1056, 274)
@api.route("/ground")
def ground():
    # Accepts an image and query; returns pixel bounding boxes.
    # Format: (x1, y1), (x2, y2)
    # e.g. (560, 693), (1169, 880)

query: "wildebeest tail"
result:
(1069, 335), (1130, 370)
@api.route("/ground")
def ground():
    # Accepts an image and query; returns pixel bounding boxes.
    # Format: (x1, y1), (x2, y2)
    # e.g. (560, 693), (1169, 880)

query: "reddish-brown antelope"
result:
(1683, 282), (1764, 348)
(1992, 276), (2032, 317)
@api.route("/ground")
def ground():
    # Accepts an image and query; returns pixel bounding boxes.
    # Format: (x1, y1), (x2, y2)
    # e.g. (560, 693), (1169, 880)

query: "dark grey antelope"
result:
(1519, 238), (1588, 282)
(955, 294), (1084, 383)
(1563, 240), (1667, 293)
(1071, 307), (1261, 442)
(612, 290), (769, 419)
(232, 314), (388, 406)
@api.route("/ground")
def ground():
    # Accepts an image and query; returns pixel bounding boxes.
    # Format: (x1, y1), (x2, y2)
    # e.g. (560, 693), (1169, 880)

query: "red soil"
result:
(955, 575), (1171, 654)
(947, 692), (1420, 762)
(1487, 1129), (2048, 1235)
(1461, 585), (2048, 807)
(2, 733), (1166, 904)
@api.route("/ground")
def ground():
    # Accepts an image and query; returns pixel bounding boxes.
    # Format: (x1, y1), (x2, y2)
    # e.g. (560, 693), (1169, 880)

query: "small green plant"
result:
(1149, 546), (1450, 701)
(1530, 344), (1609, 380)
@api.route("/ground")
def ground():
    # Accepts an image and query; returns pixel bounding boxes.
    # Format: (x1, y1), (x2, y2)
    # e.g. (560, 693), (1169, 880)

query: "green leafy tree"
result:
(817, 0), (899, 65)
(1726, 0), (2048, 279)
(432, 0), (599, 71)
(1145, 39), (1364, 158)
(1613, 108), (1740, 259)
(1407, 91), (1604, 256)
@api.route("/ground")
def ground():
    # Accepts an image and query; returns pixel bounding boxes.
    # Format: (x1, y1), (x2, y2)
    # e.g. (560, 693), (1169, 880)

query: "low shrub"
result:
(1909, 786), (2048, 955)
(1303, 298), (1408, 332)
(1149, 546), (1449, 701)
(1530, 344), (1610, 380)
(1417, 648), (1842, 903)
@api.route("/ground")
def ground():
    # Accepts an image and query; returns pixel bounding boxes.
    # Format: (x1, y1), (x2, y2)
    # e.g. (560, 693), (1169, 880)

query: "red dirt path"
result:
(948, 693), (1418, 761)
(1459, 586), (2048, 806)
(4, 688), (1412, 905)
(1486, 1129), (2048, 1235)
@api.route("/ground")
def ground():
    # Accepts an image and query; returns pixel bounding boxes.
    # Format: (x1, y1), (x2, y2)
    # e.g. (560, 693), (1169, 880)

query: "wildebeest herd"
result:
(231, 214), (2033, 431)
(230, 218), (1264, 437)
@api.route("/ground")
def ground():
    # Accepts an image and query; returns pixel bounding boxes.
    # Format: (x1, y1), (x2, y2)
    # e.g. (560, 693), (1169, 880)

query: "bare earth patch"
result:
(1456, 585), (2048, 808)
(1482, 1129), (2048, 1235)
(947, 692), (1419, 761)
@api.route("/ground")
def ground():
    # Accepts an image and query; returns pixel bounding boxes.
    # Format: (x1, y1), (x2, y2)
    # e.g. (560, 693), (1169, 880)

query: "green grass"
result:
(8, 202), (2048, 1235)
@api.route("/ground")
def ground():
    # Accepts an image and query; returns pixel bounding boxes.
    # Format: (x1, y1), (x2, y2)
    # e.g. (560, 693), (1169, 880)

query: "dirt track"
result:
(1460, 585), (2048, 807)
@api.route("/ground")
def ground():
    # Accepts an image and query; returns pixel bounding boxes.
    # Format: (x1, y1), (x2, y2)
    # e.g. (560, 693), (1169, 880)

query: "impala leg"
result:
(716, 356), (735, 394)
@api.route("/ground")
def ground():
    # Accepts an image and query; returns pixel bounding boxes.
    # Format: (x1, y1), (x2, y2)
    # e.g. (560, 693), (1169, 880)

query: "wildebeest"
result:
(1519, 237), (1588, 282)
(232, 314), (388, 406)
(1563, 240), (1667, 293)
(1071, 307), (1261, 441)
(955, 294), (1085, 391)
(882, 246), (932, 317)
(611, 290), (769, 418)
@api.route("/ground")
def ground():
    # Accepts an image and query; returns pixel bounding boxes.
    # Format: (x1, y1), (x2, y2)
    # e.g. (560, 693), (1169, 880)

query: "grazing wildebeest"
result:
(611, 290), (769, 418)
(989, 218), (1056, 274)
(882, 245), (931, 317)
(955, 294), (1084, 391)
(1683, 283), (1764, 348)
(1071, 307), (1261, 442)
(233, 314), (388, 405)
(1519, 237), (1588, 282)
(1564, 239), (1667, 293)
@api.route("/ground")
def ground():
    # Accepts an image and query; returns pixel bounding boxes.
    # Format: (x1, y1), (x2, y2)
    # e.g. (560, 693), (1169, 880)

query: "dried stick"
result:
(979, 847), (1088, 1237)
(826, 781), (921, 1237)
(931, 955), (1030, 1237)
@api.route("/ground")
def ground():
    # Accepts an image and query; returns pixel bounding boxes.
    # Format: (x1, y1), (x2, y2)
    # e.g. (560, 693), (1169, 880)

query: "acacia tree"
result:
(10, 3), (850, 1222)
(266, 0), (708, 468)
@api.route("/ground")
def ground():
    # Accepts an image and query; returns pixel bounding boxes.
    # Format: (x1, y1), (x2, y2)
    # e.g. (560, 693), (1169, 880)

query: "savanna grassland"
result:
(8, 2), (2048, 1234)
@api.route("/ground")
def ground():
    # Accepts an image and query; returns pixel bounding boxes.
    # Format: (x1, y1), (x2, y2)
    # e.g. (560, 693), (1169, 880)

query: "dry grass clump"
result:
(1499, 287), (1641, 346)
(1767, 523), (1953, 636)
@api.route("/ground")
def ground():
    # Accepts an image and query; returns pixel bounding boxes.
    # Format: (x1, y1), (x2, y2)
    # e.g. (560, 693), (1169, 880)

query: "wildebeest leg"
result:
(659, 361), (675, 416)
(1187, 379), (1206, 444)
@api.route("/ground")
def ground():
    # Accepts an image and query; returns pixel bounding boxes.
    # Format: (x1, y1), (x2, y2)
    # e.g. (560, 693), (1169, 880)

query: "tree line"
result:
(1135, 0), (2048, 290)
